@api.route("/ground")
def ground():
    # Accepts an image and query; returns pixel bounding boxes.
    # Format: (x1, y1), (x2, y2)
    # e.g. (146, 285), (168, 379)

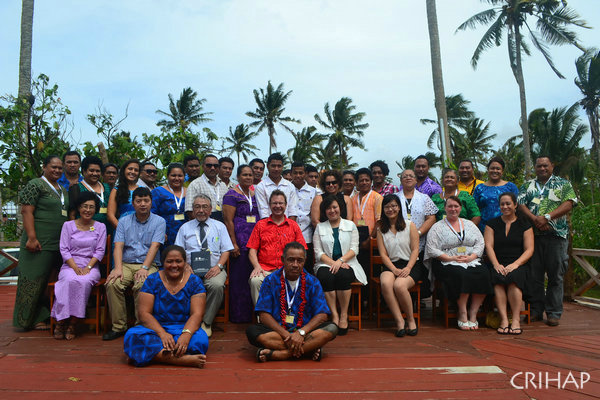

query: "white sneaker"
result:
(201, 322), (212, 337)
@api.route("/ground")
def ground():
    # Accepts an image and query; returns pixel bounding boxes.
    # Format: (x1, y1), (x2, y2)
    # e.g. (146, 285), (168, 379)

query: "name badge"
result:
(246, 215), (256, 223)
(357, 219), (366, 226)
(174, 213), (184, 221)
(191, 249), (211, 278)
(442, 215), (447, 219)
(457, 246), (467, 254)
(99, 207), (108, 214)
(406, 213), (412, 220)
(532, 198), (541, 205)
(61, 209), (68, 217)
(285, 314), (295, 324)
(216, 204), (222, 211)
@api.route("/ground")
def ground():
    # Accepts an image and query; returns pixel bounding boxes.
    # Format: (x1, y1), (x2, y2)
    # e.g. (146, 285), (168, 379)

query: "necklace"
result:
(164, 272), (185, 293)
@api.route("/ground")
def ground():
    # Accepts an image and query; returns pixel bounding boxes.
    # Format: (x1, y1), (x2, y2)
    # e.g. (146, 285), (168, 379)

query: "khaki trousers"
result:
(249, 270), (273, 306)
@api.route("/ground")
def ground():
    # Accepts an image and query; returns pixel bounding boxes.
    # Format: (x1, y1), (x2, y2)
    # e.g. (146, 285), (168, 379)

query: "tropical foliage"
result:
(574, 49), (600, 167)
(156, 87), (212, 133)
(223, 124), (259, 165)
(286, 126), (327, 165)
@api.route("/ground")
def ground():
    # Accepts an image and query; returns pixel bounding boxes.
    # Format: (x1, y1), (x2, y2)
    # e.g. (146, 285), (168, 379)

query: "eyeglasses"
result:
(80, 205), (96, 211)
(383, 204), (399, 210)
(193, 204), (211, 210)
(325, 181), (338, 186)
(401, 175), (415, 179)
(144, 169), (158, 174)
(205, 163), (219, 169)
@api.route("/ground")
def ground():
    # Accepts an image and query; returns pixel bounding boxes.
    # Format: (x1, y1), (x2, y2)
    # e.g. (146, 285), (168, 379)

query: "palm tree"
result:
(529, 104), (587, 176)
(425, 0), (451, 165)
(287, 126), (327, 165)
(574, 49), (600, 168)
(422, 94), (476, 153)
(245, 81), (300, 155)
(156, 87), (212, 132)
(223, 124), (259, 165)
(452, 118), (497, 168)
(495, 135), (524, 184)
(18, 0), (34, 100)
(314, 97), (369, 169)
(457, 0), (589, 177)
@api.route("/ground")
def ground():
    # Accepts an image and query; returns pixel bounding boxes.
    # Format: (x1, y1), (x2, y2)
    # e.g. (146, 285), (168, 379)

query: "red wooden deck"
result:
(0, 285), (599, 399)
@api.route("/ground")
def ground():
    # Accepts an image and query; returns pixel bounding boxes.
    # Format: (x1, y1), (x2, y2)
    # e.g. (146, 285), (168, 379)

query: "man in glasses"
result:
(185, 154), (228, 222)
(138, 161), (158, 190)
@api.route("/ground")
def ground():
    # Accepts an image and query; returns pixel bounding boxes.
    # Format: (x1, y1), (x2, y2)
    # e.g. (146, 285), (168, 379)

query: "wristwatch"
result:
(217, 263), (224, 271)
(142, 265), (149, 271)
(86, 265), (93, 270)
(298, 329), (306, 337)
(544, 214), (552, 221)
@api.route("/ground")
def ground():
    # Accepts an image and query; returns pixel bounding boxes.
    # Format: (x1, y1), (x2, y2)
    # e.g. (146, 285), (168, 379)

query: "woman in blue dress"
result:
(151, 163), (186, 246)
(472, 157), (518, 231)
(107, 159), (140, 230)
(124, 245), (208, 368)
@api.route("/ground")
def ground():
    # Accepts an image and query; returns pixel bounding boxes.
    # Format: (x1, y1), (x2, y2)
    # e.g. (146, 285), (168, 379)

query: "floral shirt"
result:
(517, 175), (577, 239)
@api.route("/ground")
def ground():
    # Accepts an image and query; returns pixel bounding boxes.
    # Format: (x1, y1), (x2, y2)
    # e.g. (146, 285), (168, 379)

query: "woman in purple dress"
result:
(222, 165), (260, 323)
(51, 191), (106, 340)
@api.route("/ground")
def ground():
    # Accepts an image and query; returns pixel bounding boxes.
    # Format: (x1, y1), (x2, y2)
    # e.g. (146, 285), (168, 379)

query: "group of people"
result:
(12, 149), (577, 367)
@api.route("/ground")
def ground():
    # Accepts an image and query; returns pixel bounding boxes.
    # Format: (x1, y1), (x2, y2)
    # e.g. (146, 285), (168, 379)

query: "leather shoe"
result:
(546, 317), (560, 326)
(407, 327), (418, 336)
(395, 328), (406, 337)
(102, 330), (126, 341)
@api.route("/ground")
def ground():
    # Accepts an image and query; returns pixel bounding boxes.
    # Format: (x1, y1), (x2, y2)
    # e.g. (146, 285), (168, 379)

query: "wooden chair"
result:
(347, 281), (362, 330)
(213, 259), (230, 329)
(50, 234), (112, 335)
(369, 238), (421, 328)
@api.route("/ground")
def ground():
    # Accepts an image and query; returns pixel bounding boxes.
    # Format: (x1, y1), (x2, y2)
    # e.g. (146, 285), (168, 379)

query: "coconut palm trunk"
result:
(513, 24), (533, 177)
(425, 0), (451, 166)
(18, 0), (34, 100)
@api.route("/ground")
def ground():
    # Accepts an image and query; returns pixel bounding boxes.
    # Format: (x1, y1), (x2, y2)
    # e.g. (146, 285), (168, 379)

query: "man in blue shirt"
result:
(175, 194), (233, 337)
(57, 150), (83, 190)
(103, 187), (166, 341)
(246, 242), (337, 362)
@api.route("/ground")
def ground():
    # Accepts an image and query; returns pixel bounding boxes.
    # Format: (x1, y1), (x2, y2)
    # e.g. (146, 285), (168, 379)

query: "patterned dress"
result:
(472, 182), (519, 231)
(222, 189), (260, 323)
(151, 186), (187, 246)
(124, 272), (209, 367)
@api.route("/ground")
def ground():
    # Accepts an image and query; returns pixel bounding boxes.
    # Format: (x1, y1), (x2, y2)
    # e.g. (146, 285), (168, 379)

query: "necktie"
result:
(199, 222), (207, 249)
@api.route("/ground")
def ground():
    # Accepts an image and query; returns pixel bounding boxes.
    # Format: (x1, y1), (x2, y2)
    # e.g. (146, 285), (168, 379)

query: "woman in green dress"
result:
(68, 156), (110, 228)
(13, 155), (69, 330)
(432, 169), (481, 226)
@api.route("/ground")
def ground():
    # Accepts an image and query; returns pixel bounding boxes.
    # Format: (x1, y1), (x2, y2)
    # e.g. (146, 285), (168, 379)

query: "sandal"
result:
(509, 327), (523, 335)
(469, 320), (479, 330)
(65, 323), (76, 341)
(457, 320), (470, 331)
(34, 321), (50, 331)
(497, 326), (510, 335)
(312, 348), (323, 362)
(256, 348), (274, 363)
(53, 321), (66, 340)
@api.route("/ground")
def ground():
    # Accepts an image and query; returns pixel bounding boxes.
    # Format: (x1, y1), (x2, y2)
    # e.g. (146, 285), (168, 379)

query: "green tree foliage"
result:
(422, 94), (475, 153)
(314, 97), (368, 170)
(574, 49), (600, 167)
(494, 135), (524, 185)
(286, 126), (327, 165)
(452, 118), (497, 169)
(0, 74), (73, 196)
(223, 124), (259, 165)
(156, 87), (212, 132)
(457, 0), (589, 176)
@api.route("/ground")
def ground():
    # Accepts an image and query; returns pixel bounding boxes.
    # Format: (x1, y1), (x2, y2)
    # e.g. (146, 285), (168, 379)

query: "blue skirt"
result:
(124, 323), (209, 366)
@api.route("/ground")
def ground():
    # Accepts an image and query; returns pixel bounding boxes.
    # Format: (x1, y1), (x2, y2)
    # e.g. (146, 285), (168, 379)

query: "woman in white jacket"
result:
(313, 195), (367, 335)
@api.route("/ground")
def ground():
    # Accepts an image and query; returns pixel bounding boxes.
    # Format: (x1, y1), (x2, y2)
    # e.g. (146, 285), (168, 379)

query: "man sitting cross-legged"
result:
(246, 241), (338, 362)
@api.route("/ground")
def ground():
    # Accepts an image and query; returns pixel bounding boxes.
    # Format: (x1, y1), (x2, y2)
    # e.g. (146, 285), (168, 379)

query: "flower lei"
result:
(280, 270), (306, 330)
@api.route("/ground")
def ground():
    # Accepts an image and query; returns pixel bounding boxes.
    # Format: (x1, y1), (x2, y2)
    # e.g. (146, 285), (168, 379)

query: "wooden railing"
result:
(0, 242), (20, 277)
(572, 248), (600, 304)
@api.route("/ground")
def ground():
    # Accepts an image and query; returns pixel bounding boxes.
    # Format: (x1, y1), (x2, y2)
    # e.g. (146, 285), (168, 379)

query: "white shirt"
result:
(254, 175), (299, 219)
(174, 217), (234, 265)
(295, 183), (317, 244)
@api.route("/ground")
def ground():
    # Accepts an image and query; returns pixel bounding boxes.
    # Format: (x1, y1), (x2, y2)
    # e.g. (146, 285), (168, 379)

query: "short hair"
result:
(249, 158), (265, 168)
(291, 161), (305, 169)
(536, 155), (553, 164)
(219, 156), (234, 167)
(369, 160), (390, 176)
(103, 163), (118, 172)
(74, 190), (100, 212)
(282, 241), (307, 259)
(43, 155), (61, 167)
(81, 156), (104, 173)
(167, 162), (184, 176)
(342, 169), (356, 179)
(305, 164), (318, 174)
(320, 194), (341, 222)
(62, 150), (81, 162)
(237, 164), (251, 177)
(203, 153), (218, 163)
(269, 189), (287, 204)
(193, 194), (212, 205)
(132, 186), (152, 202)
(442, 168), (458, 180)
(140, 161), (156, 170)
(445, 195), (462, 208)
(414, 155), (429, 165)
(283, 169), (291, 175)
(267, 152), (284, 164)
(355, 167), (372, 181)
(183, 154), (200, 167)
(459, 159), (474, 168)
(319, 170), (342, 191)
(161, 245), (186, 265)
(487, 156), (505, 169)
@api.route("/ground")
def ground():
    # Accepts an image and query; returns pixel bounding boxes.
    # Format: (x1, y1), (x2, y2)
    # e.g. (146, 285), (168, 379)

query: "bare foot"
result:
(155, 351), (206, 368)
(338, 314), (348, 330)
(312, 348), (322, 361)
(406, 320), (417, 330)
(257, 348), (274, 363)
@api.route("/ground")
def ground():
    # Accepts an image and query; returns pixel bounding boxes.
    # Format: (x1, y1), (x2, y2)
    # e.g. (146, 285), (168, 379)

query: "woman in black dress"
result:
(484, 192), (534, 335)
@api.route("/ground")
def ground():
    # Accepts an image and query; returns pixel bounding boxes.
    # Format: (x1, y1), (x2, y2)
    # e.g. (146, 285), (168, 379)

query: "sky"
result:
(0, 0), (598, 181)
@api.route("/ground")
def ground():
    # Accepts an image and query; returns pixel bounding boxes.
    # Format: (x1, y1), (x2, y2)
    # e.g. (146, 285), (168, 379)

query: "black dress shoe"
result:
(395, 328), (406, 337)
(338, 327), (348, 336)
(102, 330), (126, 341)
(407, 327), (418, 336)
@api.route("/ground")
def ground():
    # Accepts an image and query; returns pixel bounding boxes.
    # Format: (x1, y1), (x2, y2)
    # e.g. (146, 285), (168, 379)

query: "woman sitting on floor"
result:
(376, 194), (422, 337)
(124, 245), (208, 368)
(424, 196), (492, 330)
(484, 192), (534, 335)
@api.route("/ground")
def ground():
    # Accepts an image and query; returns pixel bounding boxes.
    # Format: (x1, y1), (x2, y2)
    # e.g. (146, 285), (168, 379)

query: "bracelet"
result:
(86, 265), (93, 269)
(181, 329), (192, 335)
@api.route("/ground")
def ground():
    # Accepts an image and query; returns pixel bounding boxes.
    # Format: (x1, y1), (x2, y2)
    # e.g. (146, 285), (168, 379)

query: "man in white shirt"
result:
(185, 154), (228, 222)
(291, 162), (317, 271)
(254, 153), (298, 220)
(175, 194), (233, 337)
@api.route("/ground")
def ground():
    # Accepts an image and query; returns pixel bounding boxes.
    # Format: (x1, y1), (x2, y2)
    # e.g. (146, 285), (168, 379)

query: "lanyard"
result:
(81, 180), (104, 202)
(194, 222), (211, 249)
(283, 271), (298, 311)
(356, 190), (373, 219)
(203, 175), (221, 206)
(405, 198), (412, 215)
(238, 186), (253, 212)
(444, 217), (465, 243)
(535, 176), (553, 199)
(41, 176), (64, 207)
(168, 185), (184, 211)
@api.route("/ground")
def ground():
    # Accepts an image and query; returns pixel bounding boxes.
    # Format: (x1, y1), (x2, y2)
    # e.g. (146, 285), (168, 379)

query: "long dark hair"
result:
(116, 159), (140, 207)
(379, 194), (406, 233)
